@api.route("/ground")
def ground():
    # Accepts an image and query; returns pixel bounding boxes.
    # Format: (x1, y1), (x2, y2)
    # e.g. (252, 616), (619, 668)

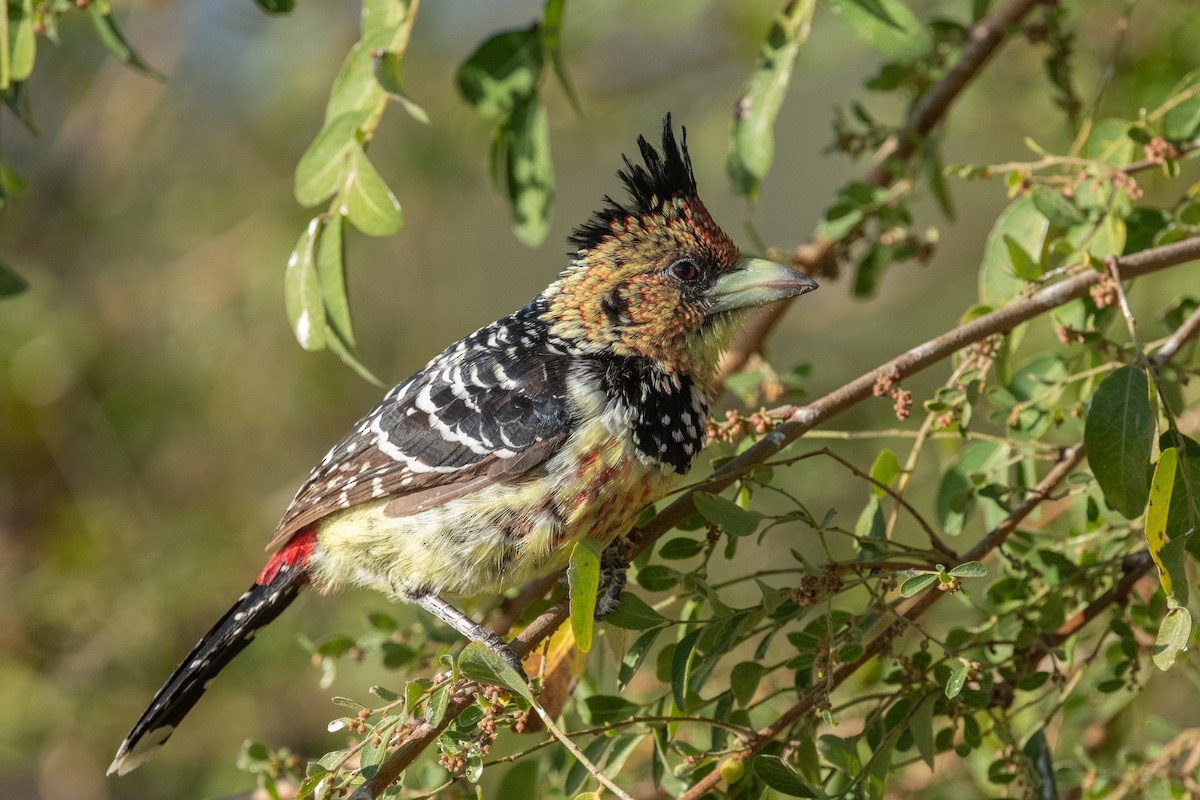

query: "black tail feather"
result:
(108, 564), (305, 775)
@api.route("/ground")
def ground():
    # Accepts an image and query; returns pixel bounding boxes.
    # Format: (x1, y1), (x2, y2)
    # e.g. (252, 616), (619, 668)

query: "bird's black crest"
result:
(569, 114), (699, 252)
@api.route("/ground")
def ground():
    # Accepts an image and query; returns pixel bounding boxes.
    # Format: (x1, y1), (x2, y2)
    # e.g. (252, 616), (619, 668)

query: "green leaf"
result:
(0, 261), (28, 297)
(284, 219), (327, 351)
(372, 49), (430, 124)
(980, 196), (1049, 306)
(295, 111), (371, 206)
(1022, 729), (1058, 798)
(900, 573), (937, 597)
(8, 0), (34, 82)
(935, 440), (1009, 535)
(910, 694), (936, 769)
(1153, 606), (1191, 671)
(753, 755), (816, 797)
(581, 695), (640, 725)
(1029, 185), (1086, 228)
(87, 7), (163, 79)
(671, 628), (701, 712)
(426, 683), (450, 726)
(315, 215), (353, 346)
(497, 761), (540, 800)
(731, 661), (766, 706)
(325, 28), (395, 122)
(1003, 234), (1041, 280)
(254, 0), (296, 12)
(1161, 70), (1200, 143)
(498, 95), (555, 247)
(362, 0), (409, 37)
(1166, 434), (1200, 554)
(693, 491), (760, 537)
(948, 561), (987, 578)
(457, 643), (533, 703)
(826, 0), (932, 61)
(1085, 365), (1155, 519)
(658, 536), (704, 560)
(339, 144), (404, 236)
(869, 448), (901, 497)
(540, 0), (581, 114)
(728, 0), (815, 198)
(945, 660), (967, 698)
(456, 26), (543, 117)
(568, 538), (602, 652)
(325, 323), (385, 387)
(1146, 448), (1186, 606)
(618, 628), (661, 690)
(603, 591), (666, 630)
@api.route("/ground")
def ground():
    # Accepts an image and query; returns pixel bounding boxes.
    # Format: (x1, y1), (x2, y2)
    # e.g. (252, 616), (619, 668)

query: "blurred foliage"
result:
(1, 1), (1200, 799)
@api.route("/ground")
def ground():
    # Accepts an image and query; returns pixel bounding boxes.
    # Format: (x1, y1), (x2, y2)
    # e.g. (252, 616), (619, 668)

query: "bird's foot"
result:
(594, 540), (629, 621)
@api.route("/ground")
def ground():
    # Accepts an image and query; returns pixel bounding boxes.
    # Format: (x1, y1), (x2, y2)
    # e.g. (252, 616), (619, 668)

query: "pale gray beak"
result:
(705, 258), (819, 315)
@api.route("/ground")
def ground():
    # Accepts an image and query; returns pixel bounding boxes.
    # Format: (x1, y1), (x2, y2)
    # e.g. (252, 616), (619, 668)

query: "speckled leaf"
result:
(500, 95), (555, 247)
(284, 218), (327, 351)
(1085, 366), (1155, 519)
(568, 538), (602, 652)
(1146, 448), (1185, 607)
(456, 26), (543, 117)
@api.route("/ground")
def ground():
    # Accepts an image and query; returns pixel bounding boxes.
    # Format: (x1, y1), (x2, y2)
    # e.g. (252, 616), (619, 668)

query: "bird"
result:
(108, 115), (817, 775)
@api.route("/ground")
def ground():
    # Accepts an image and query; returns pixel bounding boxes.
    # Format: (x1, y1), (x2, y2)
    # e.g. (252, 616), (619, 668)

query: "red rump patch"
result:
(257, 527), (316, 585)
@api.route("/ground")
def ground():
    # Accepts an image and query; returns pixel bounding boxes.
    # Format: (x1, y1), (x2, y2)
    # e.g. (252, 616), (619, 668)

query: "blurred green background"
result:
(1, 1), (1197, 798)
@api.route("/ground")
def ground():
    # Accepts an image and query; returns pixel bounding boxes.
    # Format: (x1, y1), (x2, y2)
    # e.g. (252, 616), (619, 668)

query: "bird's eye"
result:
(669, 258), (700, 282)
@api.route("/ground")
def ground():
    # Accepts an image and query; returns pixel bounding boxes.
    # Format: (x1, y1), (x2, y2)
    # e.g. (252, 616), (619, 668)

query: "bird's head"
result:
(542, 115), (817, 378)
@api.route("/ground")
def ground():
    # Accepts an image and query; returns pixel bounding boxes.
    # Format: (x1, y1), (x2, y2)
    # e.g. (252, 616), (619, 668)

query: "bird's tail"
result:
(108, 528), (316, 776)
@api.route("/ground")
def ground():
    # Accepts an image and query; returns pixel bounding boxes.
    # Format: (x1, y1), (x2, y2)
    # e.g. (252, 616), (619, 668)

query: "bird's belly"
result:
(307, 440), (675, 600)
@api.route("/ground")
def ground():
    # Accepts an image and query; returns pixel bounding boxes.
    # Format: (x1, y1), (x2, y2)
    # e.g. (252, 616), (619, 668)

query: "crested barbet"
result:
(109, 115), (817, 775)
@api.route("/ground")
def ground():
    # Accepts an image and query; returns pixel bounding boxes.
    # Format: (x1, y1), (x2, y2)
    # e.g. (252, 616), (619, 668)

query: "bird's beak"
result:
(705, 258), (818, 316)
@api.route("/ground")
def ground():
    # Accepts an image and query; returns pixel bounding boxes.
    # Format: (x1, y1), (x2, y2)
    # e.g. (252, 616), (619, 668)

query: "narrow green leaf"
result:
(1165, 434), (1200, 554)
(8, 0), (34, 82)
(945, 660), (967, 698)
(87, 7), (163, 79)
(693, 491), (760, 537)
(1003, 234), (1041, 280)
(753, 755), (817, 797)
(826, 0), (932, 60)
(295, 111), (370, 206)
(500, 95), (554, 247)
(457, 643), (533, 702)
(315, 215), (353, 346)
(948, 561), (987, 578)
(0, 261), (28, 297)
(731, 661), (766, 706)
(618, 628), (661, 690)
(910, 694), (936, 769)
(728, 0), (815, 198)
(1153, 606), (1191, 671)
(658, 536), (704, 560)
(325, 323), (385, 387)
(1085, 365), (1156, 519)
(456, 26), (543, 117)
(581, 695), (640, 726)
(540, 0), (581, 114)
(325, 28), (396, 123)
(900, 573), (937, 597)
(426, 683), (450, 725)
(568, 538), (603, 652)
(1146, 448), (1185, 606)
(339, 144), (404, 236)
(372, 49), (430, 124)
(671, 628), (701, 712)
(284, 219), (327, 351)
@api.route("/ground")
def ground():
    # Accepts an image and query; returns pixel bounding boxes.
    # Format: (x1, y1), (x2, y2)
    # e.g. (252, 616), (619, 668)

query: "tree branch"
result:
(717, 0), (1045, 383)
(356, 235), (1199, 798)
